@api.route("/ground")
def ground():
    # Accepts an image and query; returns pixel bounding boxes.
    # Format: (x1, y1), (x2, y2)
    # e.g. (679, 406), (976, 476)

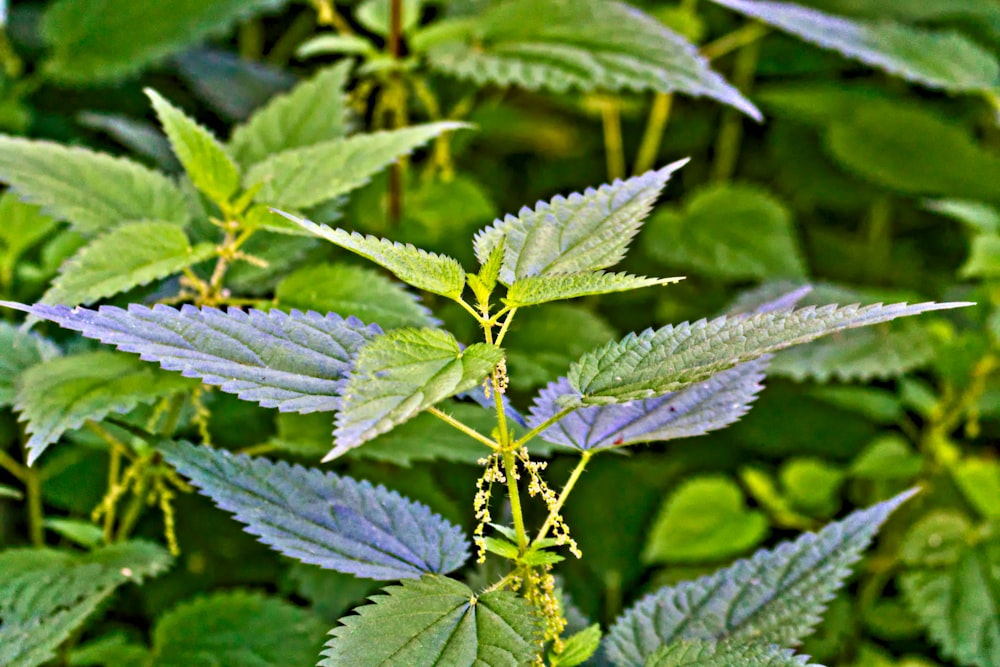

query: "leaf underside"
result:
(161, 441), (470, 580)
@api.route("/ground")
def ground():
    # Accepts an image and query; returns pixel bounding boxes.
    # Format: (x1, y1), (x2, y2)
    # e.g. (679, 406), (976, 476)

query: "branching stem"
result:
(428, 407), (499, 449)
(533, 451), (593, 545)
(512, 405), (575, 449)
(502, 450), (529, 551)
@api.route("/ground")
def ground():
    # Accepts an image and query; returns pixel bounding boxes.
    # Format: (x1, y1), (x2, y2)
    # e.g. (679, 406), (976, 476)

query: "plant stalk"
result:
(600, 96), (626, 181)
(533, 451), (593, 544)
(710, 31), (761, 183)
(502, 449), (529, 551)
(633, 93), (673, 175)
(428, 407), (499, 449)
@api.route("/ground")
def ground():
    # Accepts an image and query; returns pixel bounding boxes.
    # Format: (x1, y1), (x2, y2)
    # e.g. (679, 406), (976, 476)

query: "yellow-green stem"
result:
(633, 93), (673, 176)
(0, 448), (26, 482)
(710, 34), (761, 183)
(600, 96), (626, 181)
(533, 451), (593, 544)
(512, 406), (575, 449)
(116, 468), (150, 542)
(103, 446), (122, 543)
(864, 195), (892, 283)
(428, 407), (499, 449)
(701, 22), (769, 61)
(494, 308), (518, 346)
(501, 450), (529, 551)
(267, 9), (317, 65)
(24, 467), (44, 546)
(238, 20), (265, 60)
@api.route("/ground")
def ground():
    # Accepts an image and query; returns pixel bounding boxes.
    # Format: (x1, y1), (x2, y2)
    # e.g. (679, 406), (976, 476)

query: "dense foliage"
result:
(0, 1), (997, 666)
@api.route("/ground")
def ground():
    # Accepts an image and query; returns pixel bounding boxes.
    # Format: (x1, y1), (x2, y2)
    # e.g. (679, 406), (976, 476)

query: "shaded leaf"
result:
(146, 88), (241, 203)
(152, 590), (326, 667)
(41, 221), (216, 307)
(475, 162), (685, 285)
(0, 322), (59, 408)
(505, 271), (682, 308)
(246, 122), (465, 209)
(1, 302), (382, 414)
(709, 0), (1000, 93)
(961, 234), (1000, 279)
(527, 357), (768, 452)
(331, 328), (502, 460)
(229, 61), (353, 167)
(952, 459), (1000, 520)
(0, 136), (190, 234)
(15, 351), (198, 464)
(0, 193), (60, 274)
(605, 491), (914, 665)
(161, 441), (470, 580)
(426, 0), (759, 118)
(276, 212), (466, 298)
(320, 576), (539, 666)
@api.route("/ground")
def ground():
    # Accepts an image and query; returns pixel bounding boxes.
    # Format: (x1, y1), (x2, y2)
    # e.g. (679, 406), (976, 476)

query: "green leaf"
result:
(0, 193), (59, 276)
(43, 518), (104, 548)
(278, 213), (466, 298)
(505, 271), (682, 308)
(566, 301), (968, 406)
(67, 634), (151, 667)
(606, 491), (915, 665)
(355, 0), (423, 35)
(900, 512), (1000, 667)
(151, 590), (326, 667)
(146, 88), (241, 203)
(642, 183), (806, 281)
(320, 576), (540, 666)
(952, 459), (1000, 520)
(0, 541), (172, 667)
(780, 458), (844, 518)
(644, 639), (819, 667)
(849, 435), (924, 482)
(297, 34), (378, 59)
(0, 484), (23, 500)
(41, 222), (216, 307)
(709, 0), (1000, 93)
(40, 0), (288, 84)
(229, 61), (352, 168)
(961, 234), (1000, 279)
(642, 475), (768, 565)
(0, 322), (59, 408)
(276, 263), (436, 330)
(0, 136), (190, 234)
(331, 328), (502, 459)
(551, 624), (602, 667)
(475, 162), (685, 285)
(925, 199), (1000, 235)
(246, 122), (465, 209)
(426, 0), (760, 119)
(15, 351), (198, 464)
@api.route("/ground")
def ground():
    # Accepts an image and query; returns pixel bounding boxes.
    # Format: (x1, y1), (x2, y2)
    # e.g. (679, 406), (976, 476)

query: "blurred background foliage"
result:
(0, 0), (999, 665)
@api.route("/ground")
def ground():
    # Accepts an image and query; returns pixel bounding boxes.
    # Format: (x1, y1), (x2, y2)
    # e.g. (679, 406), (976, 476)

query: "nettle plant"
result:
(2, 138), (970, 663)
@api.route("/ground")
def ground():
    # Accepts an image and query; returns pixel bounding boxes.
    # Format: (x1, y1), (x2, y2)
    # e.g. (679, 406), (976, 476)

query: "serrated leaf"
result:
(0, 322), (59, 408)
(161, 441), (469, 580)
(320, 576), (539, 666)
(246, 122), (465, 209)
(505, 271), (682, 308)
(275, 212), (466, 298)
(330, 328), (502, 460)
(0, 541), (172, 667)
(528, 357), (768, 452)
(15, 351), (197, 464)
(642, 183), (806, 281)
(146, 89), (241, 203)
(426, 0), (760, 119)
(40, 0), (287, 84)
(276, 263), (435, 330)
(41, 221), (215, 307)
(952, 459), (1000, 520)
(0, 136), (190, 234)
(644, 639), (819, 667)
(605, 491), (915, 666)
(229, 61), (352, 167)
(643, 475), (769, 565)
(151, 590), (326, 667)
(709, 0), (1000, 93)
(1, 302), (382, 414)
(551, 624), (602, 667)
(900, 512), (1000, 667)
(474, 162), (685, 285)
(565, 301), (968, 406)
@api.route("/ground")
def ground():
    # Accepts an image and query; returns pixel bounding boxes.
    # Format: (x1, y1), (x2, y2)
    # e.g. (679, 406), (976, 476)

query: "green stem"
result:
(267, 9), (317, 65)
(501, 450), (529, 551)
(238, 20), (265, 60)
(116, 467), (150, 542)
(533, 451), (593, 544)
(701, 22), (769, 61)
(24, 467), (44, 546)
(428, 407), (499, 449)
(386, 0), (406, 226)
(103, 446), (122, 543)
(512, 406), (576, 449)
(0, 449), (26, 482)
(493, 308), (518, 346)
(600, 96), (626, 181)
(864, 195), (892, 283)
(710, 32), (761, 183)
(160, 393), (187, 437)
(0, 27), (23, 78)
(633, 93), (673, 175)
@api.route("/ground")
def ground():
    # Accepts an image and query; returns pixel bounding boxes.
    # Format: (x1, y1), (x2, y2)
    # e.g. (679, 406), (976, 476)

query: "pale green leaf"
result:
(644, 639), (819, 667)
(146, 88), (241, 203)
(551, 624), (602, 667)
(276, 263), (435, 330)
(0, 136), (190, 234)
(900, 512), (1000, 667)
(0, 193), (59, 273)
(961, 234), (1000, 279)
(41, 221), (216, 307)
(297, 34), (378, 58)
(320, 576), (540, 666)
(40, 0), (287, 84)
(330, 328), (502, 459)
(43, 518), (104, 548)
(277, 212), (466, 298)
(475, 162), (686, 285)
(0, 484), (23, 500)
(642, 183), (806, 281)
(504, 271), (682, 308)
(606, 491), (914, 665)
(0, 322), (59, 408)
(0, 541), (172, 667)
(229, 61), (353, 167)
(151, 590), (326, 667)
(925, 199), (1000, 235)
(952, 459), (1000, 520)
(356, 0), (423, 35)
(849, 435), (924, 482)
(566, 301), (968, 406)
(67, 634), (151, 667)
(709, 0), (1000, 93)
(246, 122), (465, 209)
(16, 351), (198, 464)
(780, 458), (844, 518)
(642, 475), (768, 565)
(427, 0), (760, 118)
